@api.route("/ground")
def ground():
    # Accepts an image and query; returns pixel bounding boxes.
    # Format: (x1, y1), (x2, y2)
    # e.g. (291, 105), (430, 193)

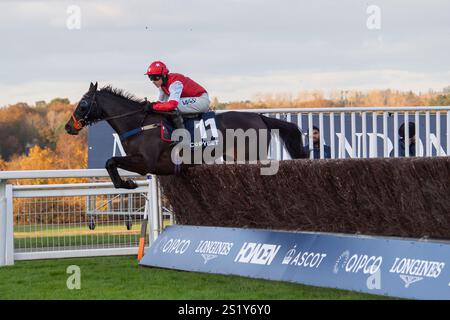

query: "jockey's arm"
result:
(158, 89), (169, 102)
(153, 81), (183, 112)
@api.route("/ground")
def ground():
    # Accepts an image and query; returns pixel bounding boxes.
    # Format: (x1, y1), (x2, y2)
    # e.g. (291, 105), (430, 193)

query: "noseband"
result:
(71, 92), (97, 129)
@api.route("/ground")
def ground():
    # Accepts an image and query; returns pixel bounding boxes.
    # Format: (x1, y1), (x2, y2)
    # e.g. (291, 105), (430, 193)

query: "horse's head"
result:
(65, 82), (103, 135)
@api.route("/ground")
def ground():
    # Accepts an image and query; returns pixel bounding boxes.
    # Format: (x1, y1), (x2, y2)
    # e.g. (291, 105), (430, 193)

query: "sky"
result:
(0, 0), (449, 106)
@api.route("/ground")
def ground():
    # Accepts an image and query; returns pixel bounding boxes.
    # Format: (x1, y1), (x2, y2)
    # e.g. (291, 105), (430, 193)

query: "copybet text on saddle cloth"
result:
(170, 128), (280, 175)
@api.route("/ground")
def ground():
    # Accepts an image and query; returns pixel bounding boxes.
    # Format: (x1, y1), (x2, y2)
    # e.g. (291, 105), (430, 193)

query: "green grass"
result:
(14, 224), (141, 249)
(13, 221), (171, 249)
(14, 234), (140, 249)
(14, 223), (140, 233)
(0, 256), (391, 300)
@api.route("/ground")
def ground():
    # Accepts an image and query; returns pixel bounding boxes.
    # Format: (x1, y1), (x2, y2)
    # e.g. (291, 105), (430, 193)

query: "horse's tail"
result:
(260, 115), (307, 159)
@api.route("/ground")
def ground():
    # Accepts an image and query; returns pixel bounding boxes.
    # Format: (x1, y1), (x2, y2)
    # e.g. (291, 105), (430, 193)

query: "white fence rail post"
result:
(5, 184), (14, 266)
(0, 181), (14, 266)
(0, 180), (7, 266)
(150, 175), (160, 244)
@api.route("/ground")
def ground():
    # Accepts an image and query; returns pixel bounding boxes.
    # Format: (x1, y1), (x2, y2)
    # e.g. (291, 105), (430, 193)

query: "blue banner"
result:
(140, 225), (450, 300)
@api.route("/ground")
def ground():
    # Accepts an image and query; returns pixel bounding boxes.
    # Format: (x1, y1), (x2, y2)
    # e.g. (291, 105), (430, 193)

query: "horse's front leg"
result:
(105, 155), (146, 189)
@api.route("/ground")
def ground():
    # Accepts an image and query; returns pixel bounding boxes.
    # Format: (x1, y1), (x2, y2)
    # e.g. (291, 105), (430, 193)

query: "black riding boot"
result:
(172, 111), (185, 129)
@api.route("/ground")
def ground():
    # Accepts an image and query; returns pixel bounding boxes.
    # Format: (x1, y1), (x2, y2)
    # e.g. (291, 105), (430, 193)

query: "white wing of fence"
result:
(0, 170), (161, 266)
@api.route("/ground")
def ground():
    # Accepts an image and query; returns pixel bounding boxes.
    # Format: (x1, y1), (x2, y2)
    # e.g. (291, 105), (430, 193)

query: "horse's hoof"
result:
(123, 179), (138, 189)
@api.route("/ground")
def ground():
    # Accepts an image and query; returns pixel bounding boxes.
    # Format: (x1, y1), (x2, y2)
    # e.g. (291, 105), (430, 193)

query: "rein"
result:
(71, 92), (161, 141)
(103, 109), (144, 121)
(71, 92), (145, 129)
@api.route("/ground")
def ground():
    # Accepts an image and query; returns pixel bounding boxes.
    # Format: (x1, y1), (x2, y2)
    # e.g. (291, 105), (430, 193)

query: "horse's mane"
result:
(99, 85), (144, 105)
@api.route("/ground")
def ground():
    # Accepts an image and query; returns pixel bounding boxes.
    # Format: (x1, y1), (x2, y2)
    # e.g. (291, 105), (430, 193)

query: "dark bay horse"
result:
(65, 82), (307, 189)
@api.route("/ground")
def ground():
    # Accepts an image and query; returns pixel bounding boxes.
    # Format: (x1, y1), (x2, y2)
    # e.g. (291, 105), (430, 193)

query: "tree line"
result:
(0, 98), (87, 178)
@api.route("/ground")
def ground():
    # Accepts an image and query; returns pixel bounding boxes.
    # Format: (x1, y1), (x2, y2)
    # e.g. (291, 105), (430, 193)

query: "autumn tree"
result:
(429, 94), (450, 106)
(55, 129), (87, 169)
(0, 103), (49, 160)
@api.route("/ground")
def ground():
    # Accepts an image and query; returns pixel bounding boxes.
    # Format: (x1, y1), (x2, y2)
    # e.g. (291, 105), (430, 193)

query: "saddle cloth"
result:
(161, 111), (219, 149)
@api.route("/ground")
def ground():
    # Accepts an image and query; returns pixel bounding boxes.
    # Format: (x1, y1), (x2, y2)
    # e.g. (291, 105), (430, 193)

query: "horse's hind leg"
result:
(105, 155), (146, 189)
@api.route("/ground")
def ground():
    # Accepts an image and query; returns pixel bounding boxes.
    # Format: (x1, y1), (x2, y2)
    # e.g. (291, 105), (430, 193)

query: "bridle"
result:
(71, 91), (145, 130)
(71, 91), (98, 130)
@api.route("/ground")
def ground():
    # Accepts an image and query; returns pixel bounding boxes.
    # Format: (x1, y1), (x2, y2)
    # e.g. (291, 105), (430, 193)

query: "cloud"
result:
(2, 69), (449, 107)
(0, 0), (449, 106)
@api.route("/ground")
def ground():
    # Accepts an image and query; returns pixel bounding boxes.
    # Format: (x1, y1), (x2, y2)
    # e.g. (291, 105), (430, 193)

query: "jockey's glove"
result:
(143, 101), (155, 113)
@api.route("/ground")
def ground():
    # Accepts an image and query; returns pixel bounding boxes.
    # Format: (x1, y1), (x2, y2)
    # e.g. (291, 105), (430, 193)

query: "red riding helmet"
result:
(145, 61), (169, 76)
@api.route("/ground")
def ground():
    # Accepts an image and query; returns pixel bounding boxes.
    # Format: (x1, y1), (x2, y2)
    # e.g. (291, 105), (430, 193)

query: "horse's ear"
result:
(89, 82), (94, 91)
(94, 82), (98, 91)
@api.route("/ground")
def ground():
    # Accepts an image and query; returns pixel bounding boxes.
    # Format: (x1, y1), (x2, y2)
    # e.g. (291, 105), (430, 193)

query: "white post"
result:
(330, 112), (335, 159)
(143, 176), (151, 249)
(1, 181), (14, 266)
(0, 180), (6, 266)
(436, 112), (441, 156)
(415, 112), (421, 157)
(351, 112), (356, 158)
(372, 112), (378, 158)
(340, 112), (346, 158)
(319, 113), (324, 159)
(5, 185), (14, 265)
(150, 175), (160, 244)
(284, 113), (292, 160)
(308, 113), (313, 159)
(362, 112), (367, 158)
(394, 112), (399, 157)
(157, 178), (163, 233)
(405, 112), (410, 157)
(275, 113), (282, 160)
(426, 111), (431, 156)
(383, 112), (388, 157)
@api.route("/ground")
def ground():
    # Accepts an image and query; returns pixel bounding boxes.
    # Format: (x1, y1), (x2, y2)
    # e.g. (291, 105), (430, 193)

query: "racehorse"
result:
(65, 82), (307, 189)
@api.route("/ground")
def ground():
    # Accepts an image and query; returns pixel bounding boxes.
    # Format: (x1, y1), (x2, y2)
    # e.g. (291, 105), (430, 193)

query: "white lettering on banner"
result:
(195, 240), (234, 264)
(234, 242), (281, 265)
(389, 257), (445, 288)
(333, 250), (350, 274)
(333, 250), (382, 275)
(335, 132), (449, 158)
(195, 240), (234, 255)
(282, 246), (327, 268)
(345, 254), (382, 274)
(162, 238), (191, 255)
(152, 236), (168, 254)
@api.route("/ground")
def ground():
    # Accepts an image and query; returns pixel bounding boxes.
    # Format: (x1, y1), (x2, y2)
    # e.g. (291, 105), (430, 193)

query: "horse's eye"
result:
(79, 100), (89, 111)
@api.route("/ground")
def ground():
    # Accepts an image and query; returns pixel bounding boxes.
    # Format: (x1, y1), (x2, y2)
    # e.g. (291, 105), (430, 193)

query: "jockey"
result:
(144, 61), (210, 128)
